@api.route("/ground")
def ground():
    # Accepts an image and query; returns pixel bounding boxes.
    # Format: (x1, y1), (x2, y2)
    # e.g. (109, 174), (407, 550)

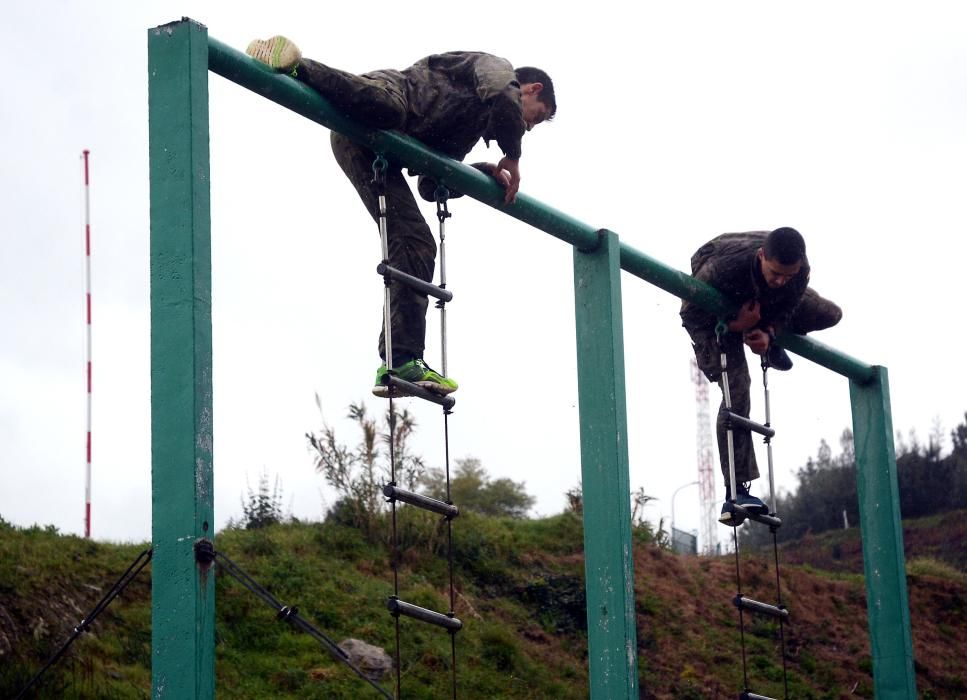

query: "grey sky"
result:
(2, 1), (965, 549)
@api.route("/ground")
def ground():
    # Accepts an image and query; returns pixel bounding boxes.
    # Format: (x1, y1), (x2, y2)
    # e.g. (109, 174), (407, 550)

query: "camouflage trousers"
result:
(691, 288), (843, 490)
(296, 59), (434, 364)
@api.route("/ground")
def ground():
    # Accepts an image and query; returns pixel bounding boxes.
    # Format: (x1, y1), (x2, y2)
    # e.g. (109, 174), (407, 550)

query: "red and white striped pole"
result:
(82, 149), (93, 539)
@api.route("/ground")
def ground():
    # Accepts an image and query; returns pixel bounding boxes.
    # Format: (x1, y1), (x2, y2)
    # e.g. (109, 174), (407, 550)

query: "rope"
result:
(388, 401), (402, 700)
(15, 547), (153, 700)
(772, 532), (790, 699)
(214, 550), (393, 699)
(762, 356), (790, 699)
(436, 184), (459, 700)
(444, 403), (458, 700)
(731, 528), (751, 691)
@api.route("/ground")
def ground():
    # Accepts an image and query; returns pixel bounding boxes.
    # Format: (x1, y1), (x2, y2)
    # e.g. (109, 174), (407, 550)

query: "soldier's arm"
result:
(681, 258), (760, 338)
(472, 54), (526, 161)
(680, 258), (723, 338)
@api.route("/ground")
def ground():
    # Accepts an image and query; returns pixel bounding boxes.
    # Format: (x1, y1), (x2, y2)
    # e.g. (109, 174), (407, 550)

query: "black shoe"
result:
(718, 483), (767, 526)
(766, 344), (793, 371)
(718, 501), (747, 526)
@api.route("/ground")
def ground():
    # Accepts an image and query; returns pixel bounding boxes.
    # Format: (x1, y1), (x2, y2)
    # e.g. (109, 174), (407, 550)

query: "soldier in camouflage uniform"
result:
(246, 36), (557, 396)
(680, 228), (842, 524)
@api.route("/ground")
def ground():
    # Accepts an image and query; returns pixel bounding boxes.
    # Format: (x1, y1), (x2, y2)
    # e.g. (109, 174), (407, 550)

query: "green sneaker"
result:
(246, 35), (302, 72)
(372, 359), (458, 398)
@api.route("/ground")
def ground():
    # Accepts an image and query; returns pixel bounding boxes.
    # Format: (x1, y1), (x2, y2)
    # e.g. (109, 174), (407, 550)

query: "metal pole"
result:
(761, 362), (777, 514)
(81, 149), (93, 539)
(720, 349), (738, 506)
(436, 189), (450, 377)
(374, 158), (393, 369)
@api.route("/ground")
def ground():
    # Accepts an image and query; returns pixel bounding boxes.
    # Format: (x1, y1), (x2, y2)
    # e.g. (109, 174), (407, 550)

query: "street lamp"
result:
(671, 480), (699, 550)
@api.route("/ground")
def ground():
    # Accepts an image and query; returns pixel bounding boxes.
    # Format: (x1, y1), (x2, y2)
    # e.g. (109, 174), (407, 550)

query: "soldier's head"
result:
(757, 227), (805, 289)
(515, 66), (556, 131)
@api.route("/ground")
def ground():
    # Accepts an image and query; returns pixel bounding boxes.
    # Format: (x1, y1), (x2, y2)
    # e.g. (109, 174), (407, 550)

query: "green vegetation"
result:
(238, 468), (286, 530)
(906, 557), (966, 583)
(2, 506), (965, 698)
(0, 513), (605, 699)
(4, 409), (966, 697)
(421, 457), (535, 519)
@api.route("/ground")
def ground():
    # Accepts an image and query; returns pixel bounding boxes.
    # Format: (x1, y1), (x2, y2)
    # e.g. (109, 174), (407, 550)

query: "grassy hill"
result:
(1, 510), (965, 699)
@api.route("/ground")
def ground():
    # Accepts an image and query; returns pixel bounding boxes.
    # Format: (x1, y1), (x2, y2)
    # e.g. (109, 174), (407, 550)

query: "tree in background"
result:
(561, 482), (667, 547)
(241, 469), (285, 529)
(741, 412), (967, 548)
(307, 400), (425, 539)
(420, 457), (535, 519)
(564, 484), (584, 515)
(951, 413), (967, 506)
(951, 413), (967, 456)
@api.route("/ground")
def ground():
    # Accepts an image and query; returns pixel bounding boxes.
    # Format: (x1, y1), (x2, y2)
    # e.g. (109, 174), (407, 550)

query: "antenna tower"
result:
(691, 358), (717, 554)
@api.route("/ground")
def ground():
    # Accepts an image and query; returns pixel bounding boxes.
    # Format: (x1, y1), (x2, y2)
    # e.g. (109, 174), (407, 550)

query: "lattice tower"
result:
(691, 358), (717, 555)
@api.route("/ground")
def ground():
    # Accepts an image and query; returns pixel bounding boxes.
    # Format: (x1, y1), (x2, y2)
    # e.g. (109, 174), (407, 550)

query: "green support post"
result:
(849, 367), (917, 698)
(573, 230), (639, 698)
(148, 19), (215, 699)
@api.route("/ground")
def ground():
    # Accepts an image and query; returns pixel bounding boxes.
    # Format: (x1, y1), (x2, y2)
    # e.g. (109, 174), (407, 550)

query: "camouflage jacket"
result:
(680, 231), (811, 341)
(366, 51), (527, 161)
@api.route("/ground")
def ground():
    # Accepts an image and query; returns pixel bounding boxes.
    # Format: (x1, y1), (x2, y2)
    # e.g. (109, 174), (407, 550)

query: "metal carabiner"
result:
(434, 184), (452, 224)
(371, 154), (388, 190)
(714, 319), (729, 351)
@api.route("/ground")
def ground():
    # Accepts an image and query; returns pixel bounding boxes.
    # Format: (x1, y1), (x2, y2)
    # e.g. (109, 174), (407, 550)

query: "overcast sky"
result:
(2, 1), (965, 551)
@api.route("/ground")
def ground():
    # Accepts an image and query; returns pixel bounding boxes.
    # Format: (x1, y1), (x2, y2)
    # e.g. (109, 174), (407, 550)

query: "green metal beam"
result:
(850, 367), (917, 698)
(149, 19), (215, 699)
(778, 331), (875, 384)
(206, 37), (876, 385)
(573, 230), (639, 698)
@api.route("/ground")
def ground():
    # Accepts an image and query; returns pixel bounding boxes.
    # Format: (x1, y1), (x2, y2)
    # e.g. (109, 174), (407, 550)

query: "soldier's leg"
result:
(692, 334), (761, 489)
(718, 349), (760, 487)
(330, 132), (435, 363)
(295, 59), (407, 130)
(787, 287), (842, 334)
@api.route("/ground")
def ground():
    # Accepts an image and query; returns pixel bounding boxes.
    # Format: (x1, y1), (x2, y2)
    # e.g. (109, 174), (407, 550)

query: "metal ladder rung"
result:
(746, 510), (782, 529)
(383, 484), (459, 519)
(723, 503), (782, 530)
(381, 375), (456, 410)
(724, 410), (775, 438)
(733, 595), (789, 621)
(377, 262), (453, 302)
(387, 597), (462, 632)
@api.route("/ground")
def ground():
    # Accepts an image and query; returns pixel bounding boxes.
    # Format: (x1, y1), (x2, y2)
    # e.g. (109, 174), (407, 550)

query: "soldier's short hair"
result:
(515, 66), (557, 120)
(764, 227), (806, 265)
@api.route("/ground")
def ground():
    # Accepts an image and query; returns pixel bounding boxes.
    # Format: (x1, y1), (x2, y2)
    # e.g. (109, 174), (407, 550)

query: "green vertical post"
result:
(573, 230), (639, 698)
(849, 366), (916, 699)
(148, 19), (215, 700)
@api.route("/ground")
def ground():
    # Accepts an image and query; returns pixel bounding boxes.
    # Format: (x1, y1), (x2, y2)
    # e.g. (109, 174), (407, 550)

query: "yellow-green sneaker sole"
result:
(246, 35), (302, 72)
